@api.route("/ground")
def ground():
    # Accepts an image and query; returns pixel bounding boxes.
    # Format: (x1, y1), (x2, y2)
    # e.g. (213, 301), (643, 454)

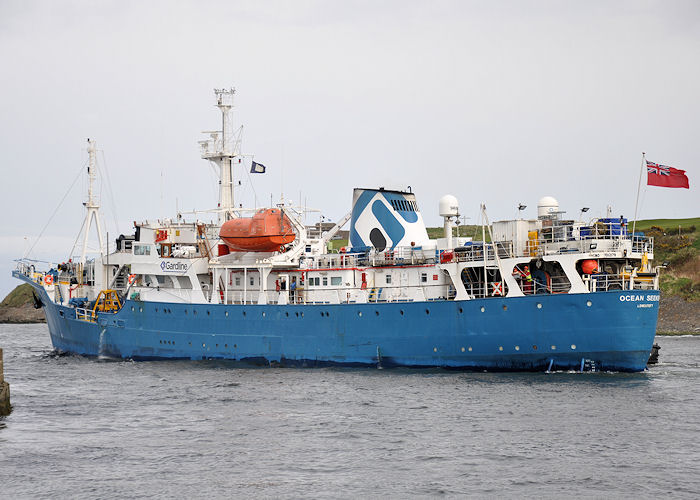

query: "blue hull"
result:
(24, 276), (659, 372)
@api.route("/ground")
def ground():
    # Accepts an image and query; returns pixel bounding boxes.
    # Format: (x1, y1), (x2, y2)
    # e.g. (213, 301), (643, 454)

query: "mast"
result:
(71, 138), (105, 265)
(200, 88), (238, 224)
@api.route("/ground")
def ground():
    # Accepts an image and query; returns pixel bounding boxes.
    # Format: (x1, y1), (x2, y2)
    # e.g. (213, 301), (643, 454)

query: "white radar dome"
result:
(537, 196), (559, 218)
(439, 195), (459, 217)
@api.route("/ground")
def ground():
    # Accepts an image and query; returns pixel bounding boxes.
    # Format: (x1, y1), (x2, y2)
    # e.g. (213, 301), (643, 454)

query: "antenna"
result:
(200, 88), (237, 224)
(70, 138), (105, 265)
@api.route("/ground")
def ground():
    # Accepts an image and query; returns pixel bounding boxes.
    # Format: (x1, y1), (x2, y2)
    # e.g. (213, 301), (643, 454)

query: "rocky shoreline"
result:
(0, 302), (46, 323)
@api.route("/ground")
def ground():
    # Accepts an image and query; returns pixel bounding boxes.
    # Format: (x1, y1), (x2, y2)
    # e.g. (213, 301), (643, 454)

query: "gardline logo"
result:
(160, 261), (189, 273)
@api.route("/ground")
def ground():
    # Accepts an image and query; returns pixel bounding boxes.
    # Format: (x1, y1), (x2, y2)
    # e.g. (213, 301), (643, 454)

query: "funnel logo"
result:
(160, 261), (189, 273)
(349, 189), (429, 251)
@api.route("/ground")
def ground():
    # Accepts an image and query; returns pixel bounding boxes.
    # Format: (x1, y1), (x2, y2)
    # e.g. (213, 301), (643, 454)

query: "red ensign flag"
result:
(646, 161), (690, 189)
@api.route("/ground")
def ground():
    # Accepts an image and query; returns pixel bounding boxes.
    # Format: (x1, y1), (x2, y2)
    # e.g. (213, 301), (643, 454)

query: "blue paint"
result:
(21, 272), (659, 372)
(371, 200), (405, 249)
(349, 190), (377, 248)
(381, 192), (418, 223)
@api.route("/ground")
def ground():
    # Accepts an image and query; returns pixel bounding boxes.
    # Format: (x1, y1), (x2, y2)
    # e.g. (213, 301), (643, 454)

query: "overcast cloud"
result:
(1, 0), (698, 298)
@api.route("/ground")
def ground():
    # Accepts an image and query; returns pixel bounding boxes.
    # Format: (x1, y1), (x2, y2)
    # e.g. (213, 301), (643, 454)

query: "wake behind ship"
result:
(14, 89), (660, 372)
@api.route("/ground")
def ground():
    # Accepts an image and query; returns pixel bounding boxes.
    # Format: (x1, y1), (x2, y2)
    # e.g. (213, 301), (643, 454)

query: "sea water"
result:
(1, 324), (698, 499)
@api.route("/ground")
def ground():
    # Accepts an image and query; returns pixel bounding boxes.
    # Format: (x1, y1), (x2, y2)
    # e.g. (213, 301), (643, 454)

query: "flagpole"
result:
(631, 152), (646, 237)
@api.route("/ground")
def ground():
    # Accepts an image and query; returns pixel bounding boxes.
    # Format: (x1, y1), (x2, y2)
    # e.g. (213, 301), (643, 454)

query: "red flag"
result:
(646, 160), (689, 189)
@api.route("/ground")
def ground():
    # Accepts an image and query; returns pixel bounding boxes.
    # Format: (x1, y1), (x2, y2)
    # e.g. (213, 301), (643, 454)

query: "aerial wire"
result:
(23, 161), (87, 260)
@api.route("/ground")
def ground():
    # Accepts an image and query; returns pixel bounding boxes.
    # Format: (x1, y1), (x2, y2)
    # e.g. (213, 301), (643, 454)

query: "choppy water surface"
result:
(1, 324), (699, 499)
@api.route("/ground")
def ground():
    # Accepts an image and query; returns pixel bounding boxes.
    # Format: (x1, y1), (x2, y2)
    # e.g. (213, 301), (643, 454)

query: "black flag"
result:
(250, 161), (266, 174)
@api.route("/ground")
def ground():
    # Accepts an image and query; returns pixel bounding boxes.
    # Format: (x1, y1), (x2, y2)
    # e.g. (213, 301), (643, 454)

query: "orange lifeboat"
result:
(220, 208), (296, 252)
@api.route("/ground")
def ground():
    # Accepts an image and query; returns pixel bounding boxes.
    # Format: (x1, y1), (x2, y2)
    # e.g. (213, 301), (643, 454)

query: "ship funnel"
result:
(348, 188), (430, 251)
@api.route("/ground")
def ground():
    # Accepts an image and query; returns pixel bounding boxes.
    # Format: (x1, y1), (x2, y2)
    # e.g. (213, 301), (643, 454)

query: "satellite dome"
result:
(439, 195), (459, 217)
(537, 196), (559, 218)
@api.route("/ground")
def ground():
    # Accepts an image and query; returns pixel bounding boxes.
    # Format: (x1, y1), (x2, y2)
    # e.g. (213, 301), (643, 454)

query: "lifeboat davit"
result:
(220, 208), (296, 252)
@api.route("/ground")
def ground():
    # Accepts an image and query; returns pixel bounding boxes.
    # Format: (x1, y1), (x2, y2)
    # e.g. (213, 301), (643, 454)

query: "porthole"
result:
(159, 340), (162, 344)
(458, 307), (463, 314)
(515, 345), (520, 351)
(461, 347), (465, 352)
(425, 309), (430, 315)
(225, 344), (228, 348)
(193, 310), (197, 315)
(286, 312), (290, 317)
(155, 307), (158, 312)
(532, 345), (538, 350)
(586, 301), (592, 307)
(216, 344), (219, 348)
(242, 311), (246, 317)
(139, 307), (143, 313)
(571, 344), (577, 350)
(375, 310), (380, 316)
(295, 312), (299, 317)
(400, 310), (404, 316)
(207, 310), (210, 316)
(202, 343), (206, 347)
(262, 311), (266, 317)
(502, 305), (507, 311)
(184, 310), (188, 315)
(433, 347), (438, 352)
(551, 345), (556, 350)
(498, 346), (503, 351)
(131, 306), (135, 312)
(537, 303), (542, 309)
(358, 311), (362, 317)
(320, 311), (324, 317)
(480, 306), (485, 313)
(301, 312), (304, 318)
(468, 347), (473, 352)
(225, 311), (229, 317)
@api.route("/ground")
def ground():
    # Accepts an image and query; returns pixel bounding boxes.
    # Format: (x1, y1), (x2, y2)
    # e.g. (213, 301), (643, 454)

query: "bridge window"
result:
(134, 244), (151, 256)
(386, 274), (392, 284)
(331, 276), (342, 286)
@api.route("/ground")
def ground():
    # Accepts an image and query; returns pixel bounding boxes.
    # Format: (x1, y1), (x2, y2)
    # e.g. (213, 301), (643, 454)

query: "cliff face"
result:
(0, 284), (46, 323)
(0, 302), (46, 323)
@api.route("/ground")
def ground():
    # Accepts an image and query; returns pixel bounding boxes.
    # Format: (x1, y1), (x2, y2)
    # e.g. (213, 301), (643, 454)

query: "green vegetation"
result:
(427, 225), (491, 242)
(632, 217), (700, 232)
(640, 220), (700, 301)
(0, 283), (36, 308)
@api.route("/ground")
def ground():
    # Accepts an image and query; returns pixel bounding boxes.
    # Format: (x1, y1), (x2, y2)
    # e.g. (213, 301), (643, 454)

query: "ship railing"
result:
(75, 307), (97, 323)
(523, 228), (653, 258)
(583, 273), (657, 292)
(222, 283), (456, 305)
(453, 242), (513, 263)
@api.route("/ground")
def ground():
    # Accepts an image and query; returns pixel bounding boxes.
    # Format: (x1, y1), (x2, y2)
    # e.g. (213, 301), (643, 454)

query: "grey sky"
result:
(1, 0), (698, 298)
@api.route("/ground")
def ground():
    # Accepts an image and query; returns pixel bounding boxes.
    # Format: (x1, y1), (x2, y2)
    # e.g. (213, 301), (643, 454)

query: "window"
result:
(134, 244), (151, 256)
(249, 276), (254, 286)
(331, 276), (342, 286)
(235, 277), (241, 286)
(386, 274), (392, 284)
(311, 277), (320, 286)
(322, 277), (328, 286)
(421, 273), (427, 283)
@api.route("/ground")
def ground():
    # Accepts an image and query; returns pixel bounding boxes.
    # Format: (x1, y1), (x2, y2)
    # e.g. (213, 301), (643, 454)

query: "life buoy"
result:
(127, 274), (137, 285)
(44, 274), (54, 286)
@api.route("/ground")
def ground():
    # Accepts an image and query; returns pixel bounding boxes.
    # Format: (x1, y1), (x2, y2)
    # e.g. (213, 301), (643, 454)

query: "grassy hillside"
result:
(632, 217), (700, 232)
(639, 219), (699, 300)
(0, 283), (36, 308)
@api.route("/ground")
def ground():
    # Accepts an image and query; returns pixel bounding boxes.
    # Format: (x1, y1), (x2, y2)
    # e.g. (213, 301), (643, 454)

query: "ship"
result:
(13, 88), (661, 372)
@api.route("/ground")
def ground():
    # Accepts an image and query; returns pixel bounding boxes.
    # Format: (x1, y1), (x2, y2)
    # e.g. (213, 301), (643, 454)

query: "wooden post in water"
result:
(0, 348), (10, 416)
